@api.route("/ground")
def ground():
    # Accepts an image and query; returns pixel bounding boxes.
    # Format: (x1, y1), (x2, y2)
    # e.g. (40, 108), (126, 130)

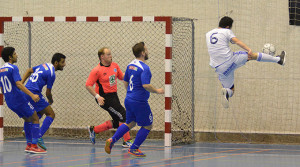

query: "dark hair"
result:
(219, 16), (234, 29)
(132, 42), (145, 58)
(51, 53), (66, 64)
(1, 47), (15, 62)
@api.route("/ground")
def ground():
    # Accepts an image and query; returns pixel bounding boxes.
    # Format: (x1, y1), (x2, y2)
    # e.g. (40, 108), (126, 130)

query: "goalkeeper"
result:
(86, 47), (132, 147)
(206, 16), (286, 108)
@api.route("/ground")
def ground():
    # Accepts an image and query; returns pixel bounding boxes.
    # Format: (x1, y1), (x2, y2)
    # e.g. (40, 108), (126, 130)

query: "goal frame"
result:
(0, 16), (174, 146)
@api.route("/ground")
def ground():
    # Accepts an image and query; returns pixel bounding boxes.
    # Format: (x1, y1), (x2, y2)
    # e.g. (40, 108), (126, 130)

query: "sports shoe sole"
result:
(221, 88), (229, 108)
(105, 139), (113, 154)
(281, 51), (286, 66)
(128, 150), (146, 157)
(87, 126), (95, 145)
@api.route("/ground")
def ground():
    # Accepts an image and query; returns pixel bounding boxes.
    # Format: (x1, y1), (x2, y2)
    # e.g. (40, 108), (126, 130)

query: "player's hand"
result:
(156, 88), (165, 94)
(31, 94), (40, 102)
(96, 96), (105, 106)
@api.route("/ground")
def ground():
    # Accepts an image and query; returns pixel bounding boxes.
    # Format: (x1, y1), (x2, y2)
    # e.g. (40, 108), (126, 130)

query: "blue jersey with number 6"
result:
(25, 63), (56, 93)
(124, 59), (152, 102)
(0, 63), (27, 107)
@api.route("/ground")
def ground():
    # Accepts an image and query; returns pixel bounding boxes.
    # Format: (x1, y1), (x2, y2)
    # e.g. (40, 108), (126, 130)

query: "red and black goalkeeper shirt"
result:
(86, 62), (123, 96)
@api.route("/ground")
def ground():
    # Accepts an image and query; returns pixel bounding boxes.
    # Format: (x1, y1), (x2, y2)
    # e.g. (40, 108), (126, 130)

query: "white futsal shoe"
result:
(221, 88), (229, 108)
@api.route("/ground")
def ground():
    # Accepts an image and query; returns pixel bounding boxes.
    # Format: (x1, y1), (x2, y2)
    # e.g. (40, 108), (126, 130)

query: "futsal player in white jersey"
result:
(206, 16), (286, 108)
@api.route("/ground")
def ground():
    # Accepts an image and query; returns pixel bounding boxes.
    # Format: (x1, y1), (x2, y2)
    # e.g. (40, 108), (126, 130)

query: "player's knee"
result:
(143, 125), (152, 131)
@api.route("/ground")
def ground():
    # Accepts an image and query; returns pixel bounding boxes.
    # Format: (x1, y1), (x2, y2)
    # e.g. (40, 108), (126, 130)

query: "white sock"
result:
(226, 88), (234, 97)
(256, 53), (280, 63)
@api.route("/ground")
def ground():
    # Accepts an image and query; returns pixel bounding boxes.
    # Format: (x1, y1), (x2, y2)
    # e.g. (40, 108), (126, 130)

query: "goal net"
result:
(1, 16), (194, 146)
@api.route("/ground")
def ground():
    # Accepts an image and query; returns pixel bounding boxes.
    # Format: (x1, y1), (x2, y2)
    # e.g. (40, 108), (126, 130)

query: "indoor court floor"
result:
(1, 138), (300, 167)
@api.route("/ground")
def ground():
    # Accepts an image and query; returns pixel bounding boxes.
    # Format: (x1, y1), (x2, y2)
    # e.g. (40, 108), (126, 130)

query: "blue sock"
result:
(111, 124), (130, 144)
(130, 127), (150, 150)
(24, 122), (32, 144)
(40, 116), (54, 137)
(31, 124), (41, 144)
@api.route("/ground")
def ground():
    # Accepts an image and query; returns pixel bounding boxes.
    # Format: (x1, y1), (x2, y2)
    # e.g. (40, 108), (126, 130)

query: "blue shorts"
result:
(25, 92), (49, 112)
(215, 51), (248, 88)
(9, 101), (35, 118)
(125, 98), (153, 126)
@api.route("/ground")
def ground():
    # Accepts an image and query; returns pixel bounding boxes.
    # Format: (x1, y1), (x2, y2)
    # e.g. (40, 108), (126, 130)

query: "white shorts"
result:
(215, 51), (248, 88)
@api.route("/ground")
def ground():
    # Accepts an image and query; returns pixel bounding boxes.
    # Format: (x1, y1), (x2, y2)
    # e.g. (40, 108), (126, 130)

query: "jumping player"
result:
(21, 53), (66, 150)
(86, 47), (132, 147)
(206, 16), (286, 108)
(104, 42), (164, 157)
(0, 47), (46, 153)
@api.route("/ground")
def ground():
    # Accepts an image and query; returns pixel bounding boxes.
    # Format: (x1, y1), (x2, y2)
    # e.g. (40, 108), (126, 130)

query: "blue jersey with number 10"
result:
(0, 63), (27, 108)
(124, 59), (152, 102)
(25, 63), (56, 93)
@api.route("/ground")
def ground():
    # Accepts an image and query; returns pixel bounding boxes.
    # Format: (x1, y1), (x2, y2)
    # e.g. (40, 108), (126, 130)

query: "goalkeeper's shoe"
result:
(277, 51), (286, 66)
(122, 139), (133, 148)
(88, 126), (96, 145)
(221, 88), (229, 108)
(37, 137), (47, 150)
(104, 138), (114, 154)
(128, 149), (146, 157)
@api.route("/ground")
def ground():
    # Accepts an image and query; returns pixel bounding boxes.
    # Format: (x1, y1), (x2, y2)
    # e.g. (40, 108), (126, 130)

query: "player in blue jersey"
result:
(0, 47), (46, 153)
(21, 53), (66, 150)
(104, 42), (164, 157)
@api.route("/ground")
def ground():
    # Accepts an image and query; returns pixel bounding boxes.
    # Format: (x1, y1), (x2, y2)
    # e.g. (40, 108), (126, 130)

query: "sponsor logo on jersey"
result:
(114, 68), (117, 72)
(129, 66), (137, 71)
(109, 74), (116, 86)
(0, 68), (8, 73)
(43, 64), (49, 70)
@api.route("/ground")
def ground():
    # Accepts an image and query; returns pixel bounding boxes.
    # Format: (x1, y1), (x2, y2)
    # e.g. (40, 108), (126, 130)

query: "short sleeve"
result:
(46, 71), (56, 89)
(12, 66), (22, 83)
(116, 64), (123, 80)
(85, 67), (99, 86)
(141, 66), (151, 85)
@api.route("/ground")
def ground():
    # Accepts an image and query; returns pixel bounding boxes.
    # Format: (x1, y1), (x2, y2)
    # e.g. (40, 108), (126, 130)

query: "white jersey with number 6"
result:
(206, 28), (236, 68)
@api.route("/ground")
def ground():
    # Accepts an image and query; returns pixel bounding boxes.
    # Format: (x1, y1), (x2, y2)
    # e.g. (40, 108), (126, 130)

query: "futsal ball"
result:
(262, 43), (276, 56)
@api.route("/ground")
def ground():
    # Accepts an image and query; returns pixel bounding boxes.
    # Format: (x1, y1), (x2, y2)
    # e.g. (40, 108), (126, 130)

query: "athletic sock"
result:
(24, 122), (32, 144)
(226, 88), (234, 98)
(31, 124), (41, 144)
(256, 53), (280, 63)
(40, 116), (54, 137)
(119, 122), (131, 142)
(111, 124), (130, 144)
(130, 127), (150, 150)
(94, 120), (113, 133)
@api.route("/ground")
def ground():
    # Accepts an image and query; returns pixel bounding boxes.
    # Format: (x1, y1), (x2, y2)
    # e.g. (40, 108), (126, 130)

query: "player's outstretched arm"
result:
(231, 37), (252, 54)
(46, 88), (54, 105)
(21, 68), (34, 84)
(123, 81), (128, 91)
(15, 81), (40, 102)
(86, 85), (105, 106)
(143, 84), (164, 94)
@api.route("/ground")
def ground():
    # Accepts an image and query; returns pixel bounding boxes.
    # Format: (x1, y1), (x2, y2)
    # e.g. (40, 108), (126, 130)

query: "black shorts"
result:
(95, 92), (126, 128)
